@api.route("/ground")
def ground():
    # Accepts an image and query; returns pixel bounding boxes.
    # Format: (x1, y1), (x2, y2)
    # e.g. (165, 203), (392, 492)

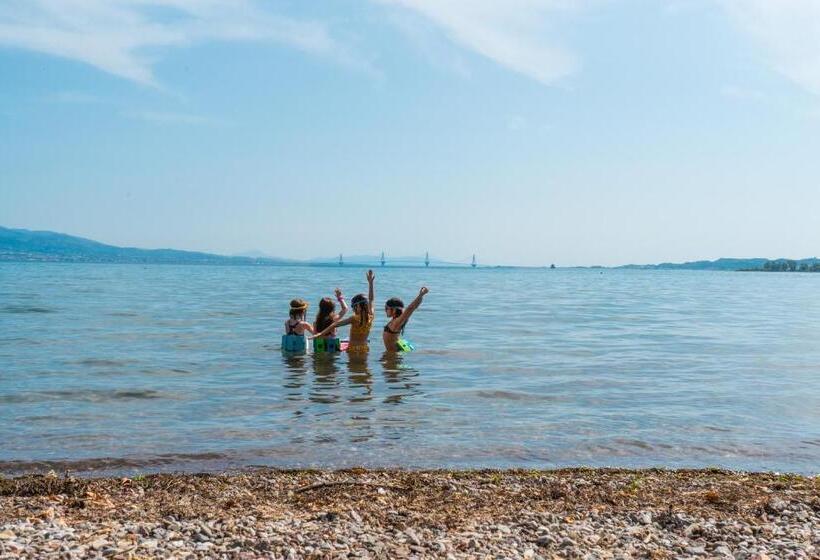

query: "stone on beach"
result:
(0, 469), (817, 559)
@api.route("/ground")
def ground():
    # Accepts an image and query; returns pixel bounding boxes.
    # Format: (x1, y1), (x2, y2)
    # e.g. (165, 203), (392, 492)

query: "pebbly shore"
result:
(0, 468), (817, 559)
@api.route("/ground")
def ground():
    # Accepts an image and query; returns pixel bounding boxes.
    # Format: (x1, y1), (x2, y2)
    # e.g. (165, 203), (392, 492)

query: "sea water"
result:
(1, 263), (818, 475)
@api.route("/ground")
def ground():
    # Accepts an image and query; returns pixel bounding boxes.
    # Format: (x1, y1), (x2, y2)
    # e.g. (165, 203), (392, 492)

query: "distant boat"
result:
(471, 254), (477, 268)
(339, 254), (344, 266)
(425, 251), (430, 267)
(380, 251), (385, 267)
(550, 264), (556, 269)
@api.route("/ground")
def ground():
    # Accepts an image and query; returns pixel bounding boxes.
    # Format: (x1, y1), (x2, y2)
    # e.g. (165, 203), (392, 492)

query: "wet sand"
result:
(0, 469), (817, 558)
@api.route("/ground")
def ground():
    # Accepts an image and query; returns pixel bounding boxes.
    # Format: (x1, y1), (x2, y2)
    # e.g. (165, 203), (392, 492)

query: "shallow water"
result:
(1, 263), (819, 475)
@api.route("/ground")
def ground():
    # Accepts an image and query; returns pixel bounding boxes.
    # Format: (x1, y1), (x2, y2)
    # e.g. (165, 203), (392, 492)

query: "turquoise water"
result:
(1, 263), (819, 475)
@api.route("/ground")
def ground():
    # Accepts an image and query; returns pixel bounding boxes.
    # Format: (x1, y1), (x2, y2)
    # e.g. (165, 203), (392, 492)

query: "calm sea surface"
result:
(1, 263), (819, 475)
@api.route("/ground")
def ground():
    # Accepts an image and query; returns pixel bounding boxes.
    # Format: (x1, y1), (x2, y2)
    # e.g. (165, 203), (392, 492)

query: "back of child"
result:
(309, 270), (375, 354)
(346, 270), (375, 353)
(282, 299), (312, 352)
(347, 293), (374, 353)
(313, 289), (347, 352)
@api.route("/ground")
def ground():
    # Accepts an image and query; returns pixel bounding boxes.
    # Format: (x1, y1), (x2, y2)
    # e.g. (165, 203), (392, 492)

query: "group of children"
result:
(282, 269), (429, 354)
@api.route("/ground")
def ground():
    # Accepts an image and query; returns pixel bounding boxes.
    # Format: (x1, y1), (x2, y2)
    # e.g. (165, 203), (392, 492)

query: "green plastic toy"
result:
(313, 337), (342, 353)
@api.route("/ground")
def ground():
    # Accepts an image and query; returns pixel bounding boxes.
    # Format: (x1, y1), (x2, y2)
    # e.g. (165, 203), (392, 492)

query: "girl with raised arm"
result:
(312, 270), (375, 353)
(382, 287), (429, 351)
(312, 288), (348, 352)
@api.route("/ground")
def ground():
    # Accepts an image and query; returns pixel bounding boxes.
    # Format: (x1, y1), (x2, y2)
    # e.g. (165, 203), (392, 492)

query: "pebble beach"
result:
(0, 469), (817, 559)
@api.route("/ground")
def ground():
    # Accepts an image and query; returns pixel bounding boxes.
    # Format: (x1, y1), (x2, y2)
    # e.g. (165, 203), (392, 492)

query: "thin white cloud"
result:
(377, 0), (585, 86)
(0, 0), (348, 86)
(384, 9), (472, 79)
(722, 0), (820, 96)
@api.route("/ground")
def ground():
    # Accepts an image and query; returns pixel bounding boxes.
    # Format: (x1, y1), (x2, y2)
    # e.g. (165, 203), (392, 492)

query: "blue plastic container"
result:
(282, 334), (307, 353)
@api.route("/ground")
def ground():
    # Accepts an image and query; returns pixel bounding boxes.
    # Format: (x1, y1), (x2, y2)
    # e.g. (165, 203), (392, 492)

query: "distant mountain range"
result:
(0, 226), (294, 266)
(0, 227), (465, 267)
(2, 226), (816, 270)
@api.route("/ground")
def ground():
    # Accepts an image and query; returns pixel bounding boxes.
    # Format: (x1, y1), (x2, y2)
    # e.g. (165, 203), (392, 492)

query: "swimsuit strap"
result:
(383, 322), (403, 335)
(287, 319), (301, 335)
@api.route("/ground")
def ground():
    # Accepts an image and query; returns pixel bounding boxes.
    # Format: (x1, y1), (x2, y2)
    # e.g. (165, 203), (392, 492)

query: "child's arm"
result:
(335, 288), (348, 319)
(311, 316), (353, 339)
(367, 269), (375, 314)
(394, 287), (429, 329)
(301, 322), (316, 334)
(283, 319), (290, 334)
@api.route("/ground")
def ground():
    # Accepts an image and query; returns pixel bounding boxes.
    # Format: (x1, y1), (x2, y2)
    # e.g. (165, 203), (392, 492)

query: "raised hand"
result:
(334, 288), (344, 299)
(366, 269), (375, 284)
(419, 286), (429, 297)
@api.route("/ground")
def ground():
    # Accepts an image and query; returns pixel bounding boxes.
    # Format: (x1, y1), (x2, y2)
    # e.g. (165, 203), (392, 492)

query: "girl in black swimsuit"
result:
(382, 287), (429, 351)
(284, 299), (314, 336)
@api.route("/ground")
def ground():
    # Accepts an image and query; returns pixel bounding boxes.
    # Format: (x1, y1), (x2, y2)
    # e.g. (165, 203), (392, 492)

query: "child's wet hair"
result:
(385, 297), (404, 317)
(350, 293), (371, 326)
(385, 297), (405, 333)
(314, 297), (336, 333)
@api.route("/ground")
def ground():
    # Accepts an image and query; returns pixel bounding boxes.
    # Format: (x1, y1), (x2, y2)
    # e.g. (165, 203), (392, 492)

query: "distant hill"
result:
(0, 226), (294, 265)
(8, 226), (813, 271)
(0, 227), (472, 267)
(617, 257), (820, 271)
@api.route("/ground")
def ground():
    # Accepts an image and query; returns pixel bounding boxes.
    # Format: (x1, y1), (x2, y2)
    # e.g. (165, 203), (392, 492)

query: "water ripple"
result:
(0, 389), (172, 404)
(1, 263), (819, 476)
(1, 305), (56, 314)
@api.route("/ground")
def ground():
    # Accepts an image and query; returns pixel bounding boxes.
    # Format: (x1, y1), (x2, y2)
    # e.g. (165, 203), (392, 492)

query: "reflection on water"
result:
(282, 351), (422, 408)
(277, 351), (424, 448)
(2, 262), (820, 475)
(310, 353), (343, 404)
(381, 352), (422, 405)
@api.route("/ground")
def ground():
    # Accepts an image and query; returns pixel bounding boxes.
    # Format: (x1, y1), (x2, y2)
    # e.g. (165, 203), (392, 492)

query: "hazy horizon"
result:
(2, 1), (820, 266)
(5, 224), (819, 269)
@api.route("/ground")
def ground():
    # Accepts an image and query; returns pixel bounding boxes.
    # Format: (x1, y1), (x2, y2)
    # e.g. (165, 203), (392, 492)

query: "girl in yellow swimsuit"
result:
(312, 270), (375, 353)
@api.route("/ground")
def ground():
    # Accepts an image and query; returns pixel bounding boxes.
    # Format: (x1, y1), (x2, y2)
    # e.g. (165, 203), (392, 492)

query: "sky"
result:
(1, 0), (820, 267)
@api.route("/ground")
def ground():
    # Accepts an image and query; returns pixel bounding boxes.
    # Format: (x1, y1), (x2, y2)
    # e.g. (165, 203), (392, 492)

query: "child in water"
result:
(282, 299), (314, 352)
(314, 288), (348, 340)
(312, 270), (375, 353)
(383, 287), (429, 351)
(284, 299), (314, 336)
